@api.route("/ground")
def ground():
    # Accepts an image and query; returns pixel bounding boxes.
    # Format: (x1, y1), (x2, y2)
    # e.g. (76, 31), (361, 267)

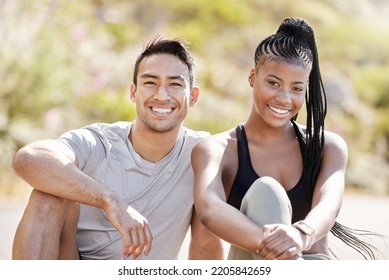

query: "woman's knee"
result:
(241, 176), (292, 225)
(250, 176), (285, 194)
(243, 177), (289, 206)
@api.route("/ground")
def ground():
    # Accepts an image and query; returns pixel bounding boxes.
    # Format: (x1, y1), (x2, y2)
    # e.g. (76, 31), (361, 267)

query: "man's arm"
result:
(188, 209), (225, 259)
(13, 139), (152, 259)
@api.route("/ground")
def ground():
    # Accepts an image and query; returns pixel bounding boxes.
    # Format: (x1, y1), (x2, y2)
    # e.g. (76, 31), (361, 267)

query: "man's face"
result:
(131, 54), (199, 133)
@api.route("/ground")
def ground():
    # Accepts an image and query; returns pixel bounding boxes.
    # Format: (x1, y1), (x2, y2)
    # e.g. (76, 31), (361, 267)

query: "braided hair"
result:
(254, 17), (382, 259)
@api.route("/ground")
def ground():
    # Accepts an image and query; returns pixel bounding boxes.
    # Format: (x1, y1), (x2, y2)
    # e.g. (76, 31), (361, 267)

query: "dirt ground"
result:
(1, 192), (388, 260)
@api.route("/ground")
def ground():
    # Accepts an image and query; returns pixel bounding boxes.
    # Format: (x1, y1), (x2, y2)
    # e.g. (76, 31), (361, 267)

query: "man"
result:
(12, 37), (223, 260)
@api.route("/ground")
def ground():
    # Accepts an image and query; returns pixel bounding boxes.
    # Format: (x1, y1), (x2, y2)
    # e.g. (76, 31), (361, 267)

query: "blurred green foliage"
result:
(1, 0), (389, 195)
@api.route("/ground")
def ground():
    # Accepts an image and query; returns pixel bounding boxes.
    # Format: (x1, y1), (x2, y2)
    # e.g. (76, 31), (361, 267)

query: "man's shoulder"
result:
(63, 122), (132, 146)
(86, 121), (131, 131)
(82, 121), (132, 136)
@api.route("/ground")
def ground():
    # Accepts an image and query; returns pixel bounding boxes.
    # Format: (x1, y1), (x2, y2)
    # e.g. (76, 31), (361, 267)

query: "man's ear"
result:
(130, 83), (136, 102)
(189, 86), (200, 107)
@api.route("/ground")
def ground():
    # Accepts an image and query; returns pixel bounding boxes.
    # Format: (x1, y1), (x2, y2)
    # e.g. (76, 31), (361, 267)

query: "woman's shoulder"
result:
(192, 126), (239, 158)
(198, 126), (237, 145)
(293, 122), (348, 154)
(320, 130), (348, 164)
(323, 130), (347, 150)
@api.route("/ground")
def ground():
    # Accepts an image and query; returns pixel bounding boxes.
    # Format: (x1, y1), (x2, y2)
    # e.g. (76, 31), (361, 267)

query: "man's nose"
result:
(154, 85), (171, 101)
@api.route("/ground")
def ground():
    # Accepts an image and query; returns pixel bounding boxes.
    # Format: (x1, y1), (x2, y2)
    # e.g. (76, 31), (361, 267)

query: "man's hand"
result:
(104, 199), (153, 259)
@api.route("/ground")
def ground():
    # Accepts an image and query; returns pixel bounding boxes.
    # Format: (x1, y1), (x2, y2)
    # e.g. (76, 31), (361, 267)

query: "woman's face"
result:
(249, 59), (310, 128)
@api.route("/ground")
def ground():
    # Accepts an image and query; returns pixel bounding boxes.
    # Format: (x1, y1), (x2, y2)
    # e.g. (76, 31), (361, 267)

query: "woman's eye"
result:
(292, 87), (304, 92)
(268, 81), (279, 87)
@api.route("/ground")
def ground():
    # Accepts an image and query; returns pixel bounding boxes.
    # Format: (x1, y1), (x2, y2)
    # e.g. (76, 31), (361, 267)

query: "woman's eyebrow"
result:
(267, 74), (305, 85)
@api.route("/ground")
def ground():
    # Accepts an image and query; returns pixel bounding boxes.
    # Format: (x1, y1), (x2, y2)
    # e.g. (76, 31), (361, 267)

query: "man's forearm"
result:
(13, 139), (113, 210)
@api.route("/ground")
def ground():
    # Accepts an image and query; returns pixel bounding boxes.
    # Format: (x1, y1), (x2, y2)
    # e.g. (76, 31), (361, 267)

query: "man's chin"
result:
(148, 123), (180, 134)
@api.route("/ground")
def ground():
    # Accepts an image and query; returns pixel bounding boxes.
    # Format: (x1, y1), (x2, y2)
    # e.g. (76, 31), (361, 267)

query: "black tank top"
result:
(227, 121), (311, 223)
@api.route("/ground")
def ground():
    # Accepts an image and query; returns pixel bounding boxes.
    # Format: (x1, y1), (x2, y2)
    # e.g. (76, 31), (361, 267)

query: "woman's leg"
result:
(228, 176), (292, 260)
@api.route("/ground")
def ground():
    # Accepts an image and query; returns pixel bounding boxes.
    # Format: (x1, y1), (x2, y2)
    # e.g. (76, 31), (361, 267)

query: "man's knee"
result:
(13, 190), (80, 259)
(28, 189), (79, 224)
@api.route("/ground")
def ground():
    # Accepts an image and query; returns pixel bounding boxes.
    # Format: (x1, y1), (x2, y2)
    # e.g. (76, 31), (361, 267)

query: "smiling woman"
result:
(250, 60), (307, 124)
(191, 17), (383, 260)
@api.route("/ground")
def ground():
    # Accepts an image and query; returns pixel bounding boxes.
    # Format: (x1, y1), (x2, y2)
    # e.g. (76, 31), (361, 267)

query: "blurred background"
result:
(1, 0), (389, 259)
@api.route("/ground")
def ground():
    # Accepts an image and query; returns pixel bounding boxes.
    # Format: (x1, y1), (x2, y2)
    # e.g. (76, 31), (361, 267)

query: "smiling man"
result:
(12, 37), (223, 260)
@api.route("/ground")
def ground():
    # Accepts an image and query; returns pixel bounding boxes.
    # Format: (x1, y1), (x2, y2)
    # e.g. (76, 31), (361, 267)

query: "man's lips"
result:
(151, 107), (173, 114)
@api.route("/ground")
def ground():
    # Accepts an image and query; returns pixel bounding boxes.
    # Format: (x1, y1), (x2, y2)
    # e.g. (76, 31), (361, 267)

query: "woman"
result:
(192, 17), (380, 260)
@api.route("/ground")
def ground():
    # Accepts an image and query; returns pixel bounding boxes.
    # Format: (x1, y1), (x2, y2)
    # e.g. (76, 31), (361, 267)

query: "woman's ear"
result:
(248, 68), (255, 88)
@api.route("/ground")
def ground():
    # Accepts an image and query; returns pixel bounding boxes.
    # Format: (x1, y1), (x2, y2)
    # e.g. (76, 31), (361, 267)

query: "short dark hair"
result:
(133, 36), (195, 89)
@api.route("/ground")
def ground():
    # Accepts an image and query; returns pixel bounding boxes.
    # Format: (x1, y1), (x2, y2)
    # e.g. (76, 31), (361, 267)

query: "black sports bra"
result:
(227, 121), (311, 223)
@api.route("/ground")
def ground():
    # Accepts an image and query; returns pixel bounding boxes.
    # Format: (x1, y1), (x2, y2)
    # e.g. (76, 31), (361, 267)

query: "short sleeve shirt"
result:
(58, 121), (209, 259)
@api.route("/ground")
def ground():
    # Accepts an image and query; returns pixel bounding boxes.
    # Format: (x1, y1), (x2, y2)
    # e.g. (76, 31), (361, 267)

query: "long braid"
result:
(304, 33), (326, 200)
(330, 221), (384, 259)
(254, 17), (383, 259)
(305, 24), (383, 260)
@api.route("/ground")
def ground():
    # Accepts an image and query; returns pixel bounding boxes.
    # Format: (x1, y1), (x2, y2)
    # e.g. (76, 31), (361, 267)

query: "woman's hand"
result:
(256, 224), (305, 260)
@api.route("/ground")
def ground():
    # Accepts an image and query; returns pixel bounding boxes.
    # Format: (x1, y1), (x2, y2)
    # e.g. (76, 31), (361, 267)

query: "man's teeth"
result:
(270, 106), (288, 114)
(152, 107), (172, 114)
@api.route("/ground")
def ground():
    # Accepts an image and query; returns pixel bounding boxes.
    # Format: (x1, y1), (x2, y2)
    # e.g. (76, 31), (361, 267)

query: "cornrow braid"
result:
(254, 17), (325, 201)
(254, 17), (383, 259)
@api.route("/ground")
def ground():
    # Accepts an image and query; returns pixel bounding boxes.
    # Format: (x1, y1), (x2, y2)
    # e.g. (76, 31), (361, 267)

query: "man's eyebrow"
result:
(140, 73), (158, 79)
(140, 73), (186, 81)
(168, 75), (185, 81)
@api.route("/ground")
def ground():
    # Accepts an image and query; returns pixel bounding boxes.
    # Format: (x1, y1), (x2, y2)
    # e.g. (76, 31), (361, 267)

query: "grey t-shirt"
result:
(58, 121), (209, 259)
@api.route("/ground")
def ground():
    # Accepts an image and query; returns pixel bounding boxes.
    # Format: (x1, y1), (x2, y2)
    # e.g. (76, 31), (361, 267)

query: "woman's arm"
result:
(302, 131), (348, 246)
(188, 209), (225, 259)
(192, 138), (265, 254)
(247, 132), (348, 259)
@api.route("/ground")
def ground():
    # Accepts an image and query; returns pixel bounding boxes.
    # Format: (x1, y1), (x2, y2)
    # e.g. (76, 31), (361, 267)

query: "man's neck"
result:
(129, 121), (182, 163)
